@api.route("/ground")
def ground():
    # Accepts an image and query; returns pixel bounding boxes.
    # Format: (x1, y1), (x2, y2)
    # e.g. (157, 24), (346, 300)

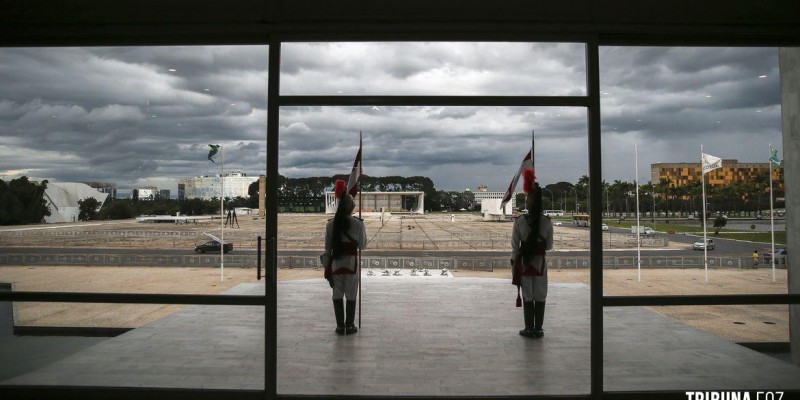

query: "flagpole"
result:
(220, 145), (225, 282)
(701, 145), (708, 283)
(528, 129), (536, 213)
(635, 144), (641, 283)
(358, 131), (363, 329)
(769, 143), (776, 282)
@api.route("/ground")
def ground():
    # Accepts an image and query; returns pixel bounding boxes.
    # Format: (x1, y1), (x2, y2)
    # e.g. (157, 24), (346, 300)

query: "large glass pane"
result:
(0, 45), (268, 390)
(599, 46), (796, 393)
(281, 42), (587, 96)
(600, 46), (786, 294)
(277, 105), (590, 396)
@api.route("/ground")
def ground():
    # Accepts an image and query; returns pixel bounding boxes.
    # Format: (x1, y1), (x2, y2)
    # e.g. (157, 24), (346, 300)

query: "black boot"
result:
(533, 301), (546, 338)
(345, 300), (358, 335)
(519, 301), (535, 338)
(333, 299), (345, 335)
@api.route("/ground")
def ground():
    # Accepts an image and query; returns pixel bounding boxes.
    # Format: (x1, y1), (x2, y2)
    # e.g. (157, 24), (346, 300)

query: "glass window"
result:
(0, 45), (268, 390)
(277, 105), (590, 396)
(281, 42), (587, 96)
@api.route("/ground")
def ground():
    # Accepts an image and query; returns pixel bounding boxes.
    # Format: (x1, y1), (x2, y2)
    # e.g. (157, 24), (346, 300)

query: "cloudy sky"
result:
(0, 43), (782, 196)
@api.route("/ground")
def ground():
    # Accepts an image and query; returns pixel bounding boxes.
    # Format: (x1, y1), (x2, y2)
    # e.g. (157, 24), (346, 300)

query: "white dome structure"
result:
(43, 182), (108, 223)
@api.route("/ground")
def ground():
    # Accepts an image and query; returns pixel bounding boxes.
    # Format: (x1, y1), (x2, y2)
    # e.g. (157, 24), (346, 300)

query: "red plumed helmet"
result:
(522, 168), (536, 194)
(334, 179), (347, 198)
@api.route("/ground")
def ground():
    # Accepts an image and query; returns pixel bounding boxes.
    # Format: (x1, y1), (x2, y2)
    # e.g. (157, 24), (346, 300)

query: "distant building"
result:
(43, 182), (108, 223)
(158, 189), (171, 200)
(474, 189), (516, 216)
(84, 182), (117, 199)
(178, 171), (258, 201)
(133, 187), (157, 201)
(325, 191), (425, 214)
(651, 160), (784, 191)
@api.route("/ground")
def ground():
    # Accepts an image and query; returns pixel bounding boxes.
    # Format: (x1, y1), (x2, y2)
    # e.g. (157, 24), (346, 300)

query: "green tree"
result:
(99, 200), (134, 220)
(78, 197), (101, 221)
(713, 215), (727, 235)
(0, 191), (25, 225)
(247, 180), (261, 209)
(0, 177), (50, 225)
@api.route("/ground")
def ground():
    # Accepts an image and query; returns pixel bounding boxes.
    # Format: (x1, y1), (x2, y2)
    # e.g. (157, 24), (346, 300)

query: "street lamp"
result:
(573, 188), (579, 213)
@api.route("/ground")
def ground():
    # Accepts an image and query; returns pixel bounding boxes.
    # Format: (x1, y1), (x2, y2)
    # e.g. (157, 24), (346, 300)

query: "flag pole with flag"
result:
(209, 144), (225, 282)
(504, 130), (534, 307)
(347, 132), (363, 328)
(635, 144), (641, 283)
(499, 130), (535, 214)
(769, 144), (780, 283)
(701, 146), (722, 283)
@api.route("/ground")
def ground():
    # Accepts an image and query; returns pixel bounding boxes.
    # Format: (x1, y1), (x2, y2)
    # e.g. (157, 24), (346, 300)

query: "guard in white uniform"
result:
(323, 179), (367, 335)
(511, 169), (554, 338)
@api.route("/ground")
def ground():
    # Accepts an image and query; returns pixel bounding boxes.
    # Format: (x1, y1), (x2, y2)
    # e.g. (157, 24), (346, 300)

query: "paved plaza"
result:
(2, 278), (799, 396)
(0, 213), (671, 252)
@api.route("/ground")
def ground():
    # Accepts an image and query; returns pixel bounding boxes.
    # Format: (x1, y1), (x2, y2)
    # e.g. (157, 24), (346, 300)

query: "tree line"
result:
(3, 173), (782, 225)
(541, 176), (785, 216)
(274, 174), (475, 212)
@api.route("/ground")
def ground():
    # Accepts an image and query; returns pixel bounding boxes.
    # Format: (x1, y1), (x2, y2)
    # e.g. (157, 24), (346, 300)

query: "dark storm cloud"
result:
(0, 44), (783, 194)
(0, 45), (269, 194)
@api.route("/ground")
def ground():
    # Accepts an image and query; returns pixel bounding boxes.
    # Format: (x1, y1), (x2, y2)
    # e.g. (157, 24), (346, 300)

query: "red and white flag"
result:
(347, 136), (362, 197)
(500, 149), (533, 211)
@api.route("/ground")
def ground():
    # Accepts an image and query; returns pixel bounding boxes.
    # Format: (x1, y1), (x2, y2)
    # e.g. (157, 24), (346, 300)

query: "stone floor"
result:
(2, 278), (799, 395)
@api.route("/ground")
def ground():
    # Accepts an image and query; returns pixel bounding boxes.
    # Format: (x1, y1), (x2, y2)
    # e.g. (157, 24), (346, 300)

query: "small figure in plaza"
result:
(323, 179), (367, 335)
(752, 250), (759, 269)
(511, 169), (554, 339)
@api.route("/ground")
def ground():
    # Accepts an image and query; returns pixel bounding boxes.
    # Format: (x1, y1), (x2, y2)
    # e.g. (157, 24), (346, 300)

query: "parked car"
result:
(195, 240), (233, 253)
(764, 248), (787, 265)
(601, 223), (609, 231)
(692, 239), (715, 250)
(553, 221), (563, 226)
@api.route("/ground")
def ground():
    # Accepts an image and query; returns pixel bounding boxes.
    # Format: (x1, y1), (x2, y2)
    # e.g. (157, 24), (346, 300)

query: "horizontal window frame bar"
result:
(278, 95), (589, 107)
(2, 22), (799, 47)
(0, 291), (265, 306)
(603, 391), (800, 400)
(603, 293), (800, 307)
(276, 395), (591, 400)
(0, 386), (264, 400)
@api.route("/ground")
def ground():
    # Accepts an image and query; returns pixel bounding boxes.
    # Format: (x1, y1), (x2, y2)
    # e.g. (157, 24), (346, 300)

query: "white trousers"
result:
(331, 274), (358, 300)
(520, 274), (548, 302)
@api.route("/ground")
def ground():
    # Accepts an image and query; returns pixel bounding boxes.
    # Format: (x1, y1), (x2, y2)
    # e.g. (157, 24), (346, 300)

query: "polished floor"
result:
(2, 277), (799, 395)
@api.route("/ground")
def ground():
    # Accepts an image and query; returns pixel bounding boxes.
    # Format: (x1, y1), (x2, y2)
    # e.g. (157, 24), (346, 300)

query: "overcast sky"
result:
(0, 43), (782, 196)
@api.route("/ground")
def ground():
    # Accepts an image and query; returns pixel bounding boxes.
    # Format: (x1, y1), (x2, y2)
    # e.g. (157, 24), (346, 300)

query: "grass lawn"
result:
(711, 231), (786, 245)
(602, 219), (785, 244)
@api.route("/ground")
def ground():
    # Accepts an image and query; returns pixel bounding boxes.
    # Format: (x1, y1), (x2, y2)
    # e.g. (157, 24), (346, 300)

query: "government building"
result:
(177, 171), (258, 201)
(651, 159), (784, 191)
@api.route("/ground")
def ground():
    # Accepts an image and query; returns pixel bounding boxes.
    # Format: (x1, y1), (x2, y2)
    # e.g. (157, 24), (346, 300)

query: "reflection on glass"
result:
(281, 42), (587, 96)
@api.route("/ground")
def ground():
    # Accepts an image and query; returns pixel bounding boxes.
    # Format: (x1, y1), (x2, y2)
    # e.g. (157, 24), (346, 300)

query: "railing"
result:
(0, 252), (765, 271)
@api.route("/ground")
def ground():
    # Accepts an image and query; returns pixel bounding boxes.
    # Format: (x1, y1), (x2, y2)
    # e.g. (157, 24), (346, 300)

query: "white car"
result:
(601, 223), (609, 231)
(765, 249), (787, 265)
(692, 239), (715, 250)
(553, 221), (563, 226)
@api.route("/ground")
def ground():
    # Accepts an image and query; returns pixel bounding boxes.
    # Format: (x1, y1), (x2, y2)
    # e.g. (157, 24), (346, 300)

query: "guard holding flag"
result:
(511, 169), (554, 339)
(324, 179), (367, 335)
